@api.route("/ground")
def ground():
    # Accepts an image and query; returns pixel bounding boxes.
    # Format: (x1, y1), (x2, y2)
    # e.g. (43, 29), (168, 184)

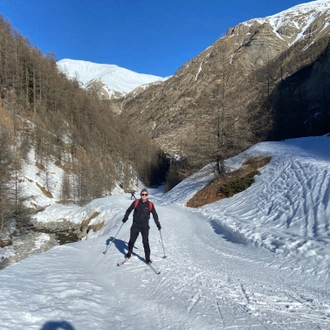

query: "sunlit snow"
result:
(57, 59), (168, 98)
(244, 0), (330, 46)
(0, 135), (330, 329)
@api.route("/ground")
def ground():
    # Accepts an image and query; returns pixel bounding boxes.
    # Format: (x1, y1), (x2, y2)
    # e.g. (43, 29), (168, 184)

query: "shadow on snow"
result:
(41, 320), (75, 330)
(210, 220), (248, 245)
(105, 236), (140, 257)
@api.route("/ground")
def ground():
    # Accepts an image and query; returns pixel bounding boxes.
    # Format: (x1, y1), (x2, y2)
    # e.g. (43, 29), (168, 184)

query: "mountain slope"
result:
(250, 0), (330, 45)
(0, 136), (330, 329)
(57, 59), (167, 99)
(120, 0), (330, 155)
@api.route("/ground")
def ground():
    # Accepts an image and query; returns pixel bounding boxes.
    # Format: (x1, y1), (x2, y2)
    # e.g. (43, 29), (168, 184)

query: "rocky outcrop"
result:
(0, 219), (83, 270)
(0, 230), (58, 270)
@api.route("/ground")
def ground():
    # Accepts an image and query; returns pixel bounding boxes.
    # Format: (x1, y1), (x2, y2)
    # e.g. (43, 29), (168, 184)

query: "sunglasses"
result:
(141, 193), (148, 196)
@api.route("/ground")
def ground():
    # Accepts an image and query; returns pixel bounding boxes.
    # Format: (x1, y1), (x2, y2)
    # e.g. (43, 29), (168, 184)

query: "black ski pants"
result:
(128, 226), (150, 259)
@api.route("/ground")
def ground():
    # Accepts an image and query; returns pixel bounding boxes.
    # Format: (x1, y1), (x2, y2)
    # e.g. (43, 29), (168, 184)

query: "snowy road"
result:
(1, 198), (330, 329)
(103, 202), (330, 330)
(1, 136), (330, 329)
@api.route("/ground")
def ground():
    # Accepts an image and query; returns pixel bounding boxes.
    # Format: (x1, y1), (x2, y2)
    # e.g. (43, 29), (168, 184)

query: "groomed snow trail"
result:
(1, 136), (330, 329)
(1, 195), (330, 329)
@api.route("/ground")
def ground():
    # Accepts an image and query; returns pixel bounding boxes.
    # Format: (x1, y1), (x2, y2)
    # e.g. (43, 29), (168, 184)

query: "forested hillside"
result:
(0, 15), (166, 234)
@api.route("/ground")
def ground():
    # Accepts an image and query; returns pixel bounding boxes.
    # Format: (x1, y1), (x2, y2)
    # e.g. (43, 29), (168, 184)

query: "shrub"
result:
(218, 170), (259, 197)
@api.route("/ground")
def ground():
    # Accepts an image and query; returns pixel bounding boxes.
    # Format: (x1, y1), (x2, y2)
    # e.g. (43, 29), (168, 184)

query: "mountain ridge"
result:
(118, 0), (330, 158)
(245, 0), (330, 45)
(57, 58), (168, 99)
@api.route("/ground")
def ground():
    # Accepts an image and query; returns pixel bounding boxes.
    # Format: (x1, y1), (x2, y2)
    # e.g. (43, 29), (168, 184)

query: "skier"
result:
(130, 191), (136, 200)
(122, 188), (161, 264)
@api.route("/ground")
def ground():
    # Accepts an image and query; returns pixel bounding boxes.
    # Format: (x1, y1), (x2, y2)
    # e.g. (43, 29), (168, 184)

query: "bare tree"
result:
(0, 126), (13, 234)
(61, 172), (71, 204)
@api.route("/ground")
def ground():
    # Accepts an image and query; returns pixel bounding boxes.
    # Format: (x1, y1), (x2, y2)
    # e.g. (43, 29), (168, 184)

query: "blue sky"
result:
(0, 0), (306, 77)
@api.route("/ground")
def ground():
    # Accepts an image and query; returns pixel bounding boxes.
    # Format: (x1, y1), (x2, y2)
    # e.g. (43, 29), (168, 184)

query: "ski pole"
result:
(159, 229), (167, 259)
(103, 222), (124, 255)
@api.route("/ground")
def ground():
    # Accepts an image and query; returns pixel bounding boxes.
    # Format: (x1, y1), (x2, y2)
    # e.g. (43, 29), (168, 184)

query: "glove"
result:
(157, 225), (161, 230)
(122, 218), (127, 223)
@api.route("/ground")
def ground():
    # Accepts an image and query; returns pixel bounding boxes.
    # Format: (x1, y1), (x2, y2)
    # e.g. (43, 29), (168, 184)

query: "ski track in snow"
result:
(3, 199), (330, 329)
(1, 136), (330, 329)
(199, 148), (330, 278)
(98, 203), (330, 330)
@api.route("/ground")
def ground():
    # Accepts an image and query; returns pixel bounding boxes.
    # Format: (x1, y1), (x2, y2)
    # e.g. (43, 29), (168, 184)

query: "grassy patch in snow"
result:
(187, 156), (271, 208)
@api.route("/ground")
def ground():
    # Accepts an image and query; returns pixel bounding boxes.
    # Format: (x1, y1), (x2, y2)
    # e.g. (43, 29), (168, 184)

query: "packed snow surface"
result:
(1, 135), (330, 329)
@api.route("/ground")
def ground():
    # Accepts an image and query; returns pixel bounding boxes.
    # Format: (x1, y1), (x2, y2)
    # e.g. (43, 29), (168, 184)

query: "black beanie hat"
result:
(140, 188), (149, 195)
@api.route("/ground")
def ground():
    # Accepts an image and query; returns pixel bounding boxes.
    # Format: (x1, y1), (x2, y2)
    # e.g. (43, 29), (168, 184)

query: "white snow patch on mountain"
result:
(57, 59), (168, 98)
(243, 0), (330, 45)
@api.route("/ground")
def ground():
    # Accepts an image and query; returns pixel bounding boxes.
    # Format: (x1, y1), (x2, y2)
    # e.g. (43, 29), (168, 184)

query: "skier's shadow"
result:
(105, 237), (142, 260)
(105, 237), (127, 255)
(41, 321), (75, 330)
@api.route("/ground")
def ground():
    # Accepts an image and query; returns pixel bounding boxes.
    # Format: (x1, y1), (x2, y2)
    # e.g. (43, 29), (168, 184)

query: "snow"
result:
(20, 148), (66, 208)
(251, 0), (330, 27)
(195, 62), (203, 81)
(243, 0), (330, 46)
(57, 59), (168, 98)
(1, 135), (330, 329)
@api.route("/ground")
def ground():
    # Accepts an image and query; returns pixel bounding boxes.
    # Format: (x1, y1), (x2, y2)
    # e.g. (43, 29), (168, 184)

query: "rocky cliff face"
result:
(119, 1), (330, 156)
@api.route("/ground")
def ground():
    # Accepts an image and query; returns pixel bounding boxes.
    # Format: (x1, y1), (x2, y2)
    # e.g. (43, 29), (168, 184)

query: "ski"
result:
(147, 262), (160, 275)
(117, 258), (129, 266)
(116, 257), (160, 275)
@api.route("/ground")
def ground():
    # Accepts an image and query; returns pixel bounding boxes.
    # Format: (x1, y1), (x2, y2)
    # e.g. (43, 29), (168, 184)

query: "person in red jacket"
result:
(122, 188), (161, 264)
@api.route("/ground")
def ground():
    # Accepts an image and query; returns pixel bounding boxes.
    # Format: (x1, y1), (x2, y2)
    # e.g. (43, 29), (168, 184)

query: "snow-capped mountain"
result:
(120, 0), (330, 156)
(245, 0), (330, 46)
(57, 59), (168, 99)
